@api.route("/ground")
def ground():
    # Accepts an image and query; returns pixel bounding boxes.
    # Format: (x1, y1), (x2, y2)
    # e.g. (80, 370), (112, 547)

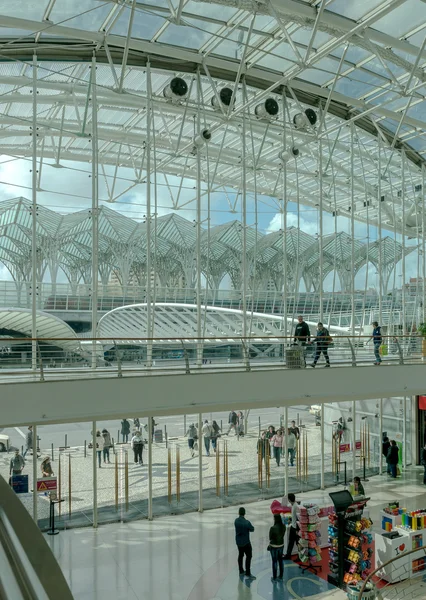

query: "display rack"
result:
(297, 503), (322, 574)
(327, 491), (373, 589)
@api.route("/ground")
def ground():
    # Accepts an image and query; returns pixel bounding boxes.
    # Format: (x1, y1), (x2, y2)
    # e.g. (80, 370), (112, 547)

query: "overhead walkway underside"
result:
(1, 363), (424, 428)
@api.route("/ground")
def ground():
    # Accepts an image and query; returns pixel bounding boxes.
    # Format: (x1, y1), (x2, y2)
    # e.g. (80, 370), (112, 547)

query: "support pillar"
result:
(90, 54), (99, 369)
(31, 55), (38, 371)
(148, 417), (153, 520)
(352, 401), (357, 480)
(284, 406), (288, 496)
(32, 424), (37, 523)
(198, 413), (203, 512)
(92, 421), (98, 527)
(320, 404), (325, 489)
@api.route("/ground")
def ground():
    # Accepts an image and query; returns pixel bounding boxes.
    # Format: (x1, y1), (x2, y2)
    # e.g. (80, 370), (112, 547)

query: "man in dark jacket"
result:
(310, 322), (331, 367)
(382, 436), (391, 473)
(387, 440), (399, 478)
(121, 419), (131, 443)
(234, 507), (256, 580)
(227, 411), (238, 435)
(294, 315), (310, 345)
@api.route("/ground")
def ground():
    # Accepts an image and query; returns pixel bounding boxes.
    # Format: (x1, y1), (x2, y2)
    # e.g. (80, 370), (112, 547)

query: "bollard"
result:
(258, 416), (261, 437)
(216, 441), (220, 497)
(21, 445), (23, 455)
(124, 451), (129, 512)
(117, 430), (120, 444)
(115, 453), (118, 510)
(164, 425), (167, 448)
(84, 440), (87, 458)
(112, 437), (115, 455)
(64, 434), (68, 449)
(51, 443), (54, 462)
(58, 454), (62, 517)
(68, 454), (72, 518)
(176, 446), (180, 504)
(183, 415), (186, 436)
(220, 419), (223, 433)
(168, 448), (172, 504)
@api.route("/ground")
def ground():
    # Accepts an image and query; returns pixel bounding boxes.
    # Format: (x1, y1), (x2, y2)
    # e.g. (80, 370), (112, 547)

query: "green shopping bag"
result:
(379, 344), (388, 356)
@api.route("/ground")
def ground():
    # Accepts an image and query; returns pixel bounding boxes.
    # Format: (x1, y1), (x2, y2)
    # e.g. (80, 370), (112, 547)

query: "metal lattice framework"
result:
(0, 197), (414, 295)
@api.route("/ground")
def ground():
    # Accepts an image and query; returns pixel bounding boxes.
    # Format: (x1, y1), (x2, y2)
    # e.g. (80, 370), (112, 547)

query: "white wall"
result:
(1, 364), (426, 427)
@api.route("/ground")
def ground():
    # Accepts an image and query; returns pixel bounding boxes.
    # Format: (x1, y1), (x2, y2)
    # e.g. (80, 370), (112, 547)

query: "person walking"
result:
(422, 443), (426, 485)
(102, 429), (112, 464)
(23, 425), (33, 458)
(131, 430), (144, 465)
(133, 417), (140, 431)
(287, 428), (297, 466)
(95, 430), (102, 468)
(185, 423), (198, 457)
(387, 440), (399, 478)
(202, 420), (212, 457)
(227, 411), (238, 435)
(121, 418), (131, 443)
(271, 429), (284, 466)
(9, 450), (25, 479)
(382, 436), (391, 474)
(234, 507), (256, 580)
(370, 321), (383, 365)
(41, 456), (54, 477)
(310, 322), (331, 367)
(268, 514), (286, 581)
(257, 431), (269, 462)
(283, 493), (299, 560)
(151, 417), (157, 442)
(211, 420), (221, 452)
(294, 315), (311, 365)
(266, 425), (276, 457)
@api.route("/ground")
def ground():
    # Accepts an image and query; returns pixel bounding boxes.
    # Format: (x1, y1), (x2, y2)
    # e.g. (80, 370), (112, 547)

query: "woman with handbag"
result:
(268, 514), (286, 581)
(210, 420), (221, 453)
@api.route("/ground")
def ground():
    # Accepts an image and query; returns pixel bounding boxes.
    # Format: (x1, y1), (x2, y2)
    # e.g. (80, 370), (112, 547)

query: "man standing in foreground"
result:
(283, 493), (299, 560)
(234, 507), (256, 580)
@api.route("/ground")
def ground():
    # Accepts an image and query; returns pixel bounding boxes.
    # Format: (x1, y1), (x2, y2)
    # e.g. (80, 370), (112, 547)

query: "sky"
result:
(0, 0), (424, 294)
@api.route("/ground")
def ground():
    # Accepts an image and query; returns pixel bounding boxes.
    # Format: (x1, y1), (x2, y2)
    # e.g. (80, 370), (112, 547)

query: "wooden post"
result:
(168, 447), (172, 504)
(304, 431), (308, 482)
(176, 446), (180, 504)
(68, 454), (71, 518)
(225, 440), (229, 496)
(125, 450), (129, 512)
(258, 439), (263, 490)
(332, 434), (335, 476)
(265, 442), (270, 488)
(367, 422), (370, 468)
(216, 441), (220, 497)
(58, 454), (62, 517)
(115, 452), (118, 510)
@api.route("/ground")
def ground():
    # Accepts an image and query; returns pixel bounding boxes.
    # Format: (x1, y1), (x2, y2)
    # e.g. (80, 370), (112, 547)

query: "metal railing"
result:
(0, 474), (73, 599)
(0, 334), (423, 384)
(357, 546), (426, 599)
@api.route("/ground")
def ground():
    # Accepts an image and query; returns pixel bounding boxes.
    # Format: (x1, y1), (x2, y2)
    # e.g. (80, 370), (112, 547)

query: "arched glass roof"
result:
(0, 1), (424, 237)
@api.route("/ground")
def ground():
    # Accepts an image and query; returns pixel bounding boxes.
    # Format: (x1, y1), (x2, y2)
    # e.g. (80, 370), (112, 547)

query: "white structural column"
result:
(352, 401), (357, 479)
(401, 151), (407, 340)
(92, 420), (98, 527)
(31, 55), (38, 371)
(146, 62), (153, 367)
(284, 406), (288, 495)
(91, 54), (99, 369)
(198, 413), (203, 512)
(422, 165), (426, 315)
(281, 93), (288, 342)
(377, 136), (383, 325)
(350, 125), (356, 338)
(148, 417), (153, 520)
(403, 396), (407, 468)
(318, 138), (324, 322)
(320, 404), (325, 489)
(195, 71), (203, 366)
(379, 398), (383, 474)
(32, 423), (37, 522)
(241, 81), (248, 341)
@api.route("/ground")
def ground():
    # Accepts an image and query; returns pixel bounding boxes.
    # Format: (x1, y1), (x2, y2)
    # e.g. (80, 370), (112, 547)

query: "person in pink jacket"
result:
(271, 429), (284, 466)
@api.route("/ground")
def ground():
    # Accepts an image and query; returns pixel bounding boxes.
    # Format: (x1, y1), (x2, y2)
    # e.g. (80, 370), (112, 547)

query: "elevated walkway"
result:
(1, 361), (424, 428)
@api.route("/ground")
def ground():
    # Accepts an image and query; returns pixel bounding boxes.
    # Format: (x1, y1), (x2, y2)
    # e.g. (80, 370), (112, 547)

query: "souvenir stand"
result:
(327, 491), (373, 589)
(297, 503), (322, 573)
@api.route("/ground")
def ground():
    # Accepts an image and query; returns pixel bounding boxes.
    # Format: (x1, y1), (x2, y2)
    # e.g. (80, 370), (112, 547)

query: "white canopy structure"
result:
(97, 302), (350, 343)
(0, 308), (81, 353)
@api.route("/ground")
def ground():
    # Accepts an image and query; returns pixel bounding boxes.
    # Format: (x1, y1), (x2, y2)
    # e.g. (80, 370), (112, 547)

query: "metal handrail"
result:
(358, 546), (426, 599)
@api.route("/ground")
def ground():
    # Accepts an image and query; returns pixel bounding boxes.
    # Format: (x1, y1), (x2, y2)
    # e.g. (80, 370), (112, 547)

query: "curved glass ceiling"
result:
(0, 0), (424, 236)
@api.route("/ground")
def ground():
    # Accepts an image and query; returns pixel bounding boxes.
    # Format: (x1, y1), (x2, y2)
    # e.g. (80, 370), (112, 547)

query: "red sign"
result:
(419, 396), (426, 410)
(36, 477), (57, 492)
(355, 441), (362, 450)
(339, 443), (350, 453)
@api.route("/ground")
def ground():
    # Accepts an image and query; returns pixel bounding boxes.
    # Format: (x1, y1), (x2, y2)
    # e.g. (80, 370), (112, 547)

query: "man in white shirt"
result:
(283, 493), (298, 559)
(202, 420), (213, 457)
